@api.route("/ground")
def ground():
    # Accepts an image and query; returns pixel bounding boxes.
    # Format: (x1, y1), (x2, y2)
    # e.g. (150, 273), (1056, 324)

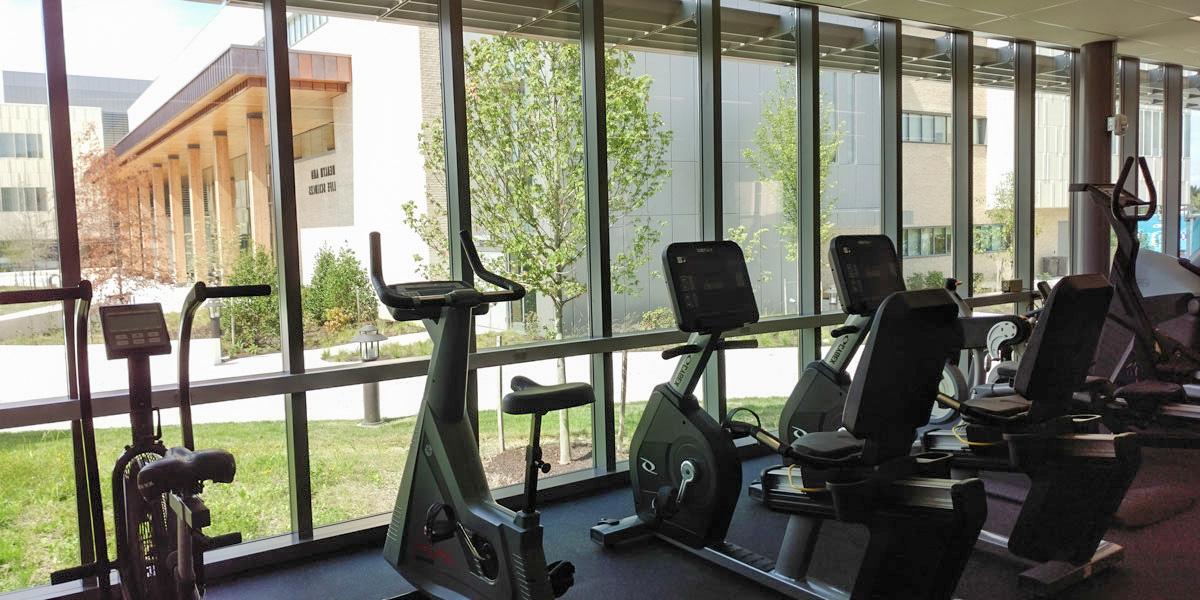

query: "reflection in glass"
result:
(1034, 47), (1073, 284)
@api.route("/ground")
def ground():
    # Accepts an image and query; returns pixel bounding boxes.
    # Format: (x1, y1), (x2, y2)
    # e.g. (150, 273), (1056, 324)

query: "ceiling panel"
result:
(840, 0), (1002, 28)
(1022, 0), (1183, 35)
(972, 16), (1110, 46)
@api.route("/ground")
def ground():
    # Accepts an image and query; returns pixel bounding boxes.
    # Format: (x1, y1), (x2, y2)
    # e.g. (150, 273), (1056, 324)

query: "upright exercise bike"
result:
(372, 230), (592, 599)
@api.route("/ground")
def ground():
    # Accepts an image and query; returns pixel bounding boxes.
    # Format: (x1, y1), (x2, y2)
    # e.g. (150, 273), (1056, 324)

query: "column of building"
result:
(151, 163), (168, 278)
(187, 144), (209, 279)
(138, 173), (152, 275)
(167, 155), (187, 281)
(213, 130), (238, 276)
(246, 112), (272, 254)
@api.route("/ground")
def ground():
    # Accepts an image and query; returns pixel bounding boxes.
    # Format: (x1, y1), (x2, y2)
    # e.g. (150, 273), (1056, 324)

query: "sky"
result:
(0, 0), (225, 80)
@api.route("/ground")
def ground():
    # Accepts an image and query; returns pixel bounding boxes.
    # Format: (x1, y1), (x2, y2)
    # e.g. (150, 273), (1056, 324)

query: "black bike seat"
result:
(137, 446), (236, 499)
(790, 430), (864, 460)
(503, 376), (594, 415)
(963, 393), (1031, 418)
(1116, 380), (1185, 410)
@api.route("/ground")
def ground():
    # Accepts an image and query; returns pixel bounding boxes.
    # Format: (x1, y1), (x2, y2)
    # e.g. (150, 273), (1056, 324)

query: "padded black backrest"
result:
(1014, 274), (1114, 422)
(844, 288), (961, 462)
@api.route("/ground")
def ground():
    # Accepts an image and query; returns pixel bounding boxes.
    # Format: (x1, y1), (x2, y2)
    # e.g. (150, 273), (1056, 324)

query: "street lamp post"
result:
(352, 324), (387, 426)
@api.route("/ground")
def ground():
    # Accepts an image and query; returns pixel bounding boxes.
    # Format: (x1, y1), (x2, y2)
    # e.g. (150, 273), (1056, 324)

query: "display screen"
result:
(105, 311), (165, 334)
(664, 241), (759, 332)
(829, 235), (905, 315)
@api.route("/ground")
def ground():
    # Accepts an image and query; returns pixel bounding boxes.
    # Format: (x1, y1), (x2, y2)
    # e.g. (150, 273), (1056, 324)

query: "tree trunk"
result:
(554, 303), (570, 465)
(618, 349), (628, 442)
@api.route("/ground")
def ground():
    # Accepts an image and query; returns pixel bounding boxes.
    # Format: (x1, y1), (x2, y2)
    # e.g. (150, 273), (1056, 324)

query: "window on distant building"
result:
(0, 188), (49, 212)
(0, 133), (44, 158)
(972, 117), (987, 145)
(901, 226), (951, 257)
(974, 223), (1007, 252)
(901, 112), (948, 143)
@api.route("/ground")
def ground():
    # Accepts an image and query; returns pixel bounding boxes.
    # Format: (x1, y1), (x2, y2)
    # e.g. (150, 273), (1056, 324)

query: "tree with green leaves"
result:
(742, 74), (843, 264)
(404, 37), (671, 464)
(304, 245), (376, 330)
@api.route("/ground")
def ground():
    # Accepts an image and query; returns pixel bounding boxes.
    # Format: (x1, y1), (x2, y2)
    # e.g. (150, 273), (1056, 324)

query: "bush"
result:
(222, 247), (280, 355)
(305, 246), (376, 328)
(905, 270), (946, 291)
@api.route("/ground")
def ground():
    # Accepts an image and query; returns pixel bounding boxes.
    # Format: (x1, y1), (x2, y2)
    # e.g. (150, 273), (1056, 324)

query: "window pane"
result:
(608, 1), (699, 334)
(60, 0), (291, 548)
(901, 25), (953, 286)
(723, 0), (799, 317)
(819, 12), (882, 312)
(0, 2), (66, 440)
(276, 5), (449, 523)
(1035, 47), (1072, 281)
(1138, 62), (1165, 252)
(463, 9), (588, 344)
(1183, 69), (1200, 258)
(282, 6), (447, 378)
(972, 36), (1015, 294)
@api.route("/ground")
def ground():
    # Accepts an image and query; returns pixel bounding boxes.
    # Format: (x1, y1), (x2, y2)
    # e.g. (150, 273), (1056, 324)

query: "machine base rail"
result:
(975, 530), (1123, 598)
(593, 516), (850, 600)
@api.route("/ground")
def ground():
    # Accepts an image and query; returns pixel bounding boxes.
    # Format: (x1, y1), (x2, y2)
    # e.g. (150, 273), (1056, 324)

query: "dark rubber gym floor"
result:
(210, 448), (1200, 599)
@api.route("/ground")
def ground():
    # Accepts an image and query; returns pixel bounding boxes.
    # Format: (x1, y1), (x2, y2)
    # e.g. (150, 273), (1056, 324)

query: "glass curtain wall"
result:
(1034, 47), (1073, 283)
(972, 36), (1016, 295)
(719, 0), (802, 426)
(1184, 70), (1200, 257)
(900, 25), (954, 288)
(1139, 62), (1166, 252)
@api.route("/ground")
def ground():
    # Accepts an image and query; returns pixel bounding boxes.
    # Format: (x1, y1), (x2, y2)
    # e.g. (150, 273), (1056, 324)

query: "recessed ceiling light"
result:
(1191, 15), (1200, 22)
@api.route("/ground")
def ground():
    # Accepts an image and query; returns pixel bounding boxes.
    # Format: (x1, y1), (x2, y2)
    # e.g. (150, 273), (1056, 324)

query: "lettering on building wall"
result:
(307, 164), (337, 195)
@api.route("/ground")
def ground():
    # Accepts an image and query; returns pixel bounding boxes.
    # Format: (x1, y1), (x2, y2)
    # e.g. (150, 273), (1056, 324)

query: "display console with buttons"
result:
(99, 303), (172, 361)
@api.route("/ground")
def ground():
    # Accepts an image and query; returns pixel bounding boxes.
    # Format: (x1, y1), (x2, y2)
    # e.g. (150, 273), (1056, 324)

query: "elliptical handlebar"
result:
(369, 230), (526, 309)
(177, 281), (271, 450)
(0, 283), (90, 305)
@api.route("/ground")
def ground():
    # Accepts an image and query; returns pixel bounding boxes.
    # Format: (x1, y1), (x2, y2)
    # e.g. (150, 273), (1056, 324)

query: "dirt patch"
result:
(482, 442), (594, 489)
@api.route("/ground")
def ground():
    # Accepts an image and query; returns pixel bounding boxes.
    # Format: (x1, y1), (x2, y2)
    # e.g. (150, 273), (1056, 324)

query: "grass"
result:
(0, 394), (785, 593)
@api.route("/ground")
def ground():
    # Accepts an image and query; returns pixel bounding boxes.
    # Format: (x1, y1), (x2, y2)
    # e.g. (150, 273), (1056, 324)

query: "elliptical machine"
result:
(1072, 156), (1200, 436)
(593, 240), (987, 599)
(372, 230), (591, 599)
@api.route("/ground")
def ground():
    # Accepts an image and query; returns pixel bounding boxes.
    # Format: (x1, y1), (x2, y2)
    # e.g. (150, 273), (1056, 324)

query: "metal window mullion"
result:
(951, 31), (973, 291)
(437, 0), (481, 437)
(1014, 41), (1035, 289)
(1120, 57), (1140, 194)
(879, 18), (902, 246)
(1164, 64), (1183, 256)
(796, 5), (820, 369)
(697, 0), (725, 418)
(263, 0), (313, 537)
(581, 0), (615, 472)
(41, 0), (90, 567)
(1069, 49), (1081, 275)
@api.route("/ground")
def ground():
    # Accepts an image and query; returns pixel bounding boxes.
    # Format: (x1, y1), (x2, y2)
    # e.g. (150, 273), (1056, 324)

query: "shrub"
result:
(222, 247), (279, 355)
(305, 245), (376, 328)
(905, 270), (947, 291)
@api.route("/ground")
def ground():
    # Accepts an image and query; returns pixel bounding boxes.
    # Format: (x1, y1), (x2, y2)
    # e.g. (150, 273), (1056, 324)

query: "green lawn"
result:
(0, 395), (784, 593)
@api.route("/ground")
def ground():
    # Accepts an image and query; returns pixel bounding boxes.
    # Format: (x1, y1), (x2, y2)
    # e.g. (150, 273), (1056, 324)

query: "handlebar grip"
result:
(718, 339), (758, 351)
(661, 344), (700, 360)
(203, 284), (271, 299)
(458, 230), (526, 300)
(369, 232), (416, 309)
(1036, 280), (1053, 300)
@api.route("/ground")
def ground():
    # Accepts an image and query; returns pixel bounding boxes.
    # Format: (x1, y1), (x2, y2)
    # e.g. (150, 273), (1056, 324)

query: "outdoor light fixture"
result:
(352, 323), (386, 362)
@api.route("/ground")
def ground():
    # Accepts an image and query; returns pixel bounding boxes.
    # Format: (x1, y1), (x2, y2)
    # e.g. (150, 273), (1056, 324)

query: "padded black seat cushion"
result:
(137, 446), (236, 499)
(963, 394), (1032, 417)
(503, 376), (594, 415)
(1116, 380), (1186, 409)
(790, 430), (864, 460)
(995, 361), (1017, 379)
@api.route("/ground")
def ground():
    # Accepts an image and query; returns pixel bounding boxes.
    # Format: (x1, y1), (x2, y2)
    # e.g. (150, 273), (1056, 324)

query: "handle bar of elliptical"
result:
(1071, 157), (1157, 223)
(370, 230), (525, 309)
(177, 282), (271, 450)
(0, 284), (91, 305)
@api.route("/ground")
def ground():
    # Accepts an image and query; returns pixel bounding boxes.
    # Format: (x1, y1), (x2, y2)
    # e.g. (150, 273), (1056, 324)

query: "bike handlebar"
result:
(369, 230), (525, 310)
(1112, 156), (1157, 222)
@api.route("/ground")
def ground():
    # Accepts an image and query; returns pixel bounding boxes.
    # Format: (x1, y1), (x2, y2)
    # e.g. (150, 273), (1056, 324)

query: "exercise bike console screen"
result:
(663, 241), (759, 333)
(100, 303), (172, 360)
(829, 235), (905, 316)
